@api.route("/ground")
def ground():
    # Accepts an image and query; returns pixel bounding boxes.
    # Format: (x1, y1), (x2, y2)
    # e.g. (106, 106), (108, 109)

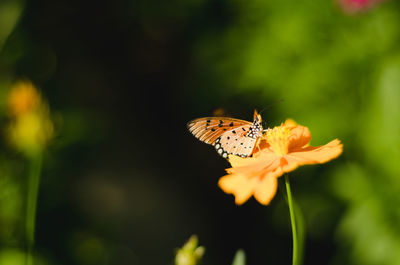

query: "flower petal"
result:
(284, 119), (298, 127)
(228, 149), (275, 167)
(218, 174), (257, 205)
(288, 125), (311, 151)
(253, 173), (278, 205)
(227, 150), (278, 175)
(286, 139), (343, 165)
(280, 156), (301, 174)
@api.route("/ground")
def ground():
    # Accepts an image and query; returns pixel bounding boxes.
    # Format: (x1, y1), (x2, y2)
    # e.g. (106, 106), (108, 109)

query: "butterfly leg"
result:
(249, 137), (262, 156)
(257, 145), (261, 152)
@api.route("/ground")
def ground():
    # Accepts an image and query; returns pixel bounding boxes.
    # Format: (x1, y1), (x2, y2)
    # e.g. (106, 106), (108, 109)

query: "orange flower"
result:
(218, 120), (343, 205)
(7, 80), (41, 116)
(6, 80), (53, 155)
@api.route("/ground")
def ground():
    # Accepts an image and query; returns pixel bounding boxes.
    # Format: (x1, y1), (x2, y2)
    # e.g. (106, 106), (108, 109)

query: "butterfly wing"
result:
(187, 117), (252, 145)
(214, 126), (259, 158)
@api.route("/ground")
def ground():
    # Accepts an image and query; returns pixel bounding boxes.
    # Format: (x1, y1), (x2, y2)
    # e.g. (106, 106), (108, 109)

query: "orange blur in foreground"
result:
(218, 120), (343, 205)
(7, 80), (41, 116)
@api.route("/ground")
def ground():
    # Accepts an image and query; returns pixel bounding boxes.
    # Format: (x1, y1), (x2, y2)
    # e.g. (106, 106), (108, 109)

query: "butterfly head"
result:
(253, 110), (262, 124)
(246, 110), (262, 139)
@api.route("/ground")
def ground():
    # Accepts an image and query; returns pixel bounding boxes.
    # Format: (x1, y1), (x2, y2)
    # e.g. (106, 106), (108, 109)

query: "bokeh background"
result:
(1, 0), (400, 264)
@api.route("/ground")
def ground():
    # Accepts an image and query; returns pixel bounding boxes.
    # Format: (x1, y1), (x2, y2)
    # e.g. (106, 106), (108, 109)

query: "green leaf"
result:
(231, 249), (246, 265)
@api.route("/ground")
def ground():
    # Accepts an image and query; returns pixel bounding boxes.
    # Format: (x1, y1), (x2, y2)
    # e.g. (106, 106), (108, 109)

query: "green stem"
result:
(25, 152), (43, 265)
(285, 174), (298, 265)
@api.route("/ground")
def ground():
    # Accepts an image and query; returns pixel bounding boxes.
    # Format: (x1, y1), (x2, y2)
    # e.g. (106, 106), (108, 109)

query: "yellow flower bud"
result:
(175, 235), (205, 265)
(6, 80), (53, 155)
(7, 80), (41, 116)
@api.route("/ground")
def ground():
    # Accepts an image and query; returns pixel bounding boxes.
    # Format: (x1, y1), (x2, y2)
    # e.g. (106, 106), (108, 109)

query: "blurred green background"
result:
(0, 0), (400, 264)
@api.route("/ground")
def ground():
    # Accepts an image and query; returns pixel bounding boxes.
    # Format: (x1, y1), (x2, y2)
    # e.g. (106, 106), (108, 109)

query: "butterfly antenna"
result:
(259, 98), (284, 115)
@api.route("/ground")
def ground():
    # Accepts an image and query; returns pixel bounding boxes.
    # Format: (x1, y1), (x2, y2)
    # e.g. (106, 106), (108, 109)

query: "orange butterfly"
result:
(187, 110), (263, 158)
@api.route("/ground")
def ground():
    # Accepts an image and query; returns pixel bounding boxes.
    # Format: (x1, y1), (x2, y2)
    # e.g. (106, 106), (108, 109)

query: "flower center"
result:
(264, 125), (291, 156)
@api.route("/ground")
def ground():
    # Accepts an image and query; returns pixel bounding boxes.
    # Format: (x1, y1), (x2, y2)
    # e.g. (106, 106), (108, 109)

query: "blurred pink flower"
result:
(339, 0), (385, 13)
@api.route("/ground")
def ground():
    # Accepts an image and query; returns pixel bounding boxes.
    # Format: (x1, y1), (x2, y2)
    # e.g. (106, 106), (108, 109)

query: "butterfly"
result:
(187, 110), (263, 158)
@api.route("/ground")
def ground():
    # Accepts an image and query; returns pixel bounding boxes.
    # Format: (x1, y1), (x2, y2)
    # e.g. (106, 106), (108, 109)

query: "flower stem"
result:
(285, 174), (298, 265)
(25, 152), (43, 265)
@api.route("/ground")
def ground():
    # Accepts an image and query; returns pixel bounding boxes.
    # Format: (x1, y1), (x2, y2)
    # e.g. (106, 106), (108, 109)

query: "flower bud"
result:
(175, 235), (205, 265)
(6, 80), (53, 155)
